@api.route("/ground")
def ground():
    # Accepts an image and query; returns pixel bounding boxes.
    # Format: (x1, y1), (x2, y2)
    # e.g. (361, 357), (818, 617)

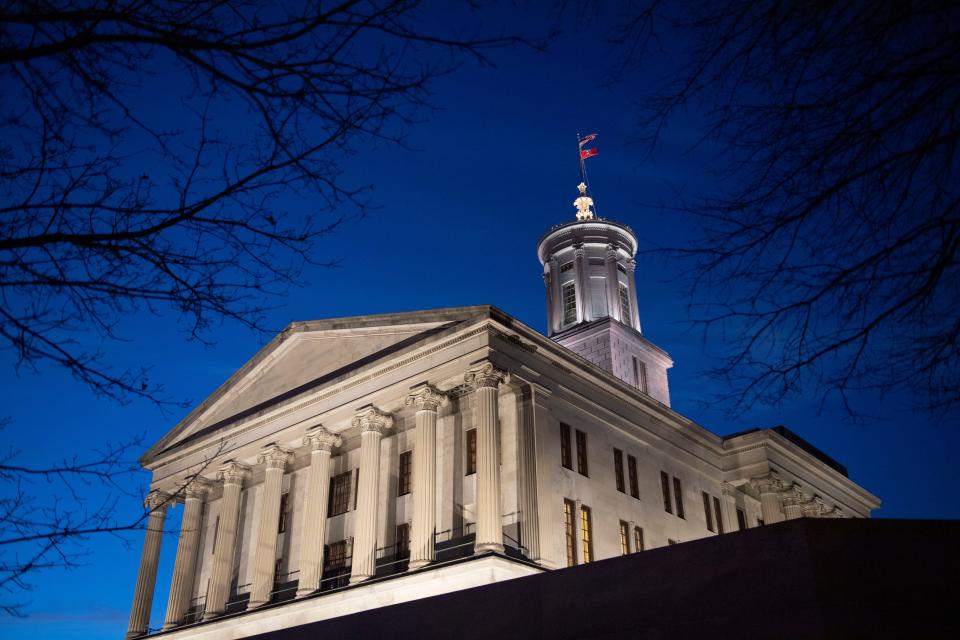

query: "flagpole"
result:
(576, 132), (585, 187)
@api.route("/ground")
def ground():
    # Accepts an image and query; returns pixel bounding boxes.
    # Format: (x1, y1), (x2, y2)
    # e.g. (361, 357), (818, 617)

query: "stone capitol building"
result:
(124, 183), (880, 639)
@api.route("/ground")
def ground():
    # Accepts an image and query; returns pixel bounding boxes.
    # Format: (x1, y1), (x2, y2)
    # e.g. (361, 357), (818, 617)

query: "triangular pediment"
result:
(146, 307), (493, 461)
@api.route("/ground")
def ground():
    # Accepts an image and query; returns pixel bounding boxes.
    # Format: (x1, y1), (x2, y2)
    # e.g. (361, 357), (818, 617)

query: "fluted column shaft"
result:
(204, 462), (250, 620)
(573, 244), (587, 322)
(781, 484), (805, 520)
(467, 362), (507, 554)
(248, 444), (293, 608)
(163, 481), (211, 630)
(548, 255), (562, 334)
(516, 385), (541, 561)
(350, 407), (393, 583)
(626, 258), (641, 331)
(296, 427), (341, 597)
(755, 474), (785, 525)
(407, 386), (446, 569)
(604, 245), (622, 322)
(125, 492), (170, 639)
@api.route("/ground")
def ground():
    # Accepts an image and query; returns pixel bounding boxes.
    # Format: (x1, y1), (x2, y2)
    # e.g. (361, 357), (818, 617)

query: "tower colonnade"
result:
(124, 361), (515, 638)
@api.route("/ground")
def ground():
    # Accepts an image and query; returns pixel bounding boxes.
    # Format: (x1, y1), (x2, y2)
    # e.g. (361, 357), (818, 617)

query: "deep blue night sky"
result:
(1, 4), (957, 639)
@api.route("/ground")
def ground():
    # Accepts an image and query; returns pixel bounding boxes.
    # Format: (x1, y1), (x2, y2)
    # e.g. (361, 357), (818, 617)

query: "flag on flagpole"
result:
(578, 133), (598, 147)
(580, 147), (599, 160)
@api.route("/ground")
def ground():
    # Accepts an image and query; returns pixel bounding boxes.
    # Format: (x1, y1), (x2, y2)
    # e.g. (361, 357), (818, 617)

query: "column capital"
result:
(351, 406), (393, 434)
(405, 385), (447, 412)
(751, 471), (784, 494)
(304, 426), (342, 452)
(217, 460), (252, 486)
(625, 257), (637, 273)
(465, 361), (507, 390)
(257, 443), (294, 470)
(605, 243), (619, 261)
(144, 490), (171, 510)
(184, 477), (214, 500)
(801, 495), (827, 517)
(780, 483), (806, 506)
(573, 243), (585, 259)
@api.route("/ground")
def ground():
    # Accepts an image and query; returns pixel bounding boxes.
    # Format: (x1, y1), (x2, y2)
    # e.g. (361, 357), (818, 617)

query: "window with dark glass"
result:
(580, 505), (593, 563)
(395, 523), (410, 559)
(575, 429), (588, 476)
(563, 499), (577, 567)
(562, 282), (577, 324)
(324, 539), (349, 573)
(619, 520), (630, 555)
(560, 261), (574, 273)
(737, 508), (748, 531)
(619, 283), (632, 325)
(617, 263), (627, 274)
(613, 448), (625, 493)
(673, 476), (685, 519)
(633, 357), (648, 394)
(713, 496), (725, 534)
(278, 493), (290, 533)
(353, 469), (360, 510)
(328, 471), (352, 517)
(274, 557), (284, 589)
(560, 423), (572, 469)
(465, 428), (477, 475)
(398, 450), (412, 496)
(634, 526), (645, 552)
(211, 516), (220, 554)
(627, 455), (640, 498)
(703, 491), (714, 531)
(660, 471), (672, 514)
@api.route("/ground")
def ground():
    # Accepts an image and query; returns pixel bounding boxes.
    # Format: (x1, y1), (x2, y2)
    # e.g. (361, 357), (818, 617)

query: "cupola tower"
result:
(538, 182), (673, 405)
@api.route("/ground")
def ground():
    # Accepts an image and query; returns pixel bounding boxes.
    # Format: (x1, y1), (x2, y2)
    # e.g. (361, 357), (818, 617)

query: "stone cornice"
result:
(405, 385), (447, 412)
(303, 426), (342, 452)
(351, 406), (393, 434)
(257, 444), (293, 470)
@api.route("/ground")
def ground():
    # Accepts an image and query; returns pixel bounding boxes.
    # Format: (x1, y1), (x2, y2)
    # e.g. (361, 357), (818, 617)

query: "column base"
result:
(349, 573), (372, 585)
(202, 609), (223, 622)
(474, 542), (504, 555)
(408, 558), (433, 570)
(125, 632), (144, 640)
(295, 587), (317, 598)
(247, 598), (269, 610)
(161, 622), (179, 632)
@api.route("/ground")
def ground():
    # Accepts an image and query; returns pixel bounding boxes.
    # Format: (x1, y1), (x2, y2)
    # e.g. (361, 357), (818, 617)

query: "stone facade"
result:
(123, 187), (880, 639)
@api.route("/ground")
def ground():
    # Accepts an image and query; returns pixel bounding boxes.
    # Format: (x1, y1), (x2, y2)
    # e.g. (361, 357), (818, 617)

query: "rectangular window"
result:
(328, 471), (352, 517)
(737, 508), (748, 531)
(617, 263), (627, 274)
(560, 423), (572, 469)
(660, 471), (672, 514)
(619, 283), (632, 325)
(353, 469), (360, 510)
(324, 540), (348, 573)
(634, 526), (645, 552)
(619, 520), (630, 555)
(575, 429), (588, 476)
(703, 492), (715, 532)
(278, 493), (290, 534)
(560, 261), (573, 273)
(395, 523), (410, 559)
(613, 448), (625, 493)
(633, 357), (648, 394)
(673, 476), (685, 519)
(580, 505), (593, 563)
(274, 557), (284, 589)
(398, 450), (412, 496)
(465, 428), (477, 475)
(590, 277), (607, 318)
(563, 499), (577, 567)
(627, 455), (640, 498)
(562, 282), (577, 324)
(211, 516), (220, 554)
(714, 496), (725, 534)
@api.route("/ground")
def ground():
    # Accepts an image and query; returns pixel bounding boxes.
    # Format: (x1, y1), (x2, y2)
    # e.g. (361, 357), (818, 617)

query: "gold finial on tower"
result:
(574, 182), (595, 220)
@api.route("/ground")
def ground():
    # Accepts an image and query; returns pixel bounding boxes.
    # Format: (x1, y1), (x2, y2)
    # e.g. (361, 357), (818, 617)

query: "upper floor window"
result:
(560, 423), (572, 470)
(737, 508), (748, 531)
(580, 505), (593, 563)
(562, 282), (577, 324)
(563, 499), (577, 567)
(398, 450), (412, 496)
(278, 493), (290, 533)
(713, 496), (725, 534)
(619, 520), (630, 555)
(560, 261), (574, 273)
(703, 491), (715, 532)
(660, 471), (672, 514)
(575, 429), (588, 476)
(613, 448), (625, 493)
(465, 428), (477, 475)
(395, 523), (410, 560)
(324, 539), (349, 573)
(619, 283), (632, 325)
(328, 470), (352, 517)
(617, 263), (627, 274)
(627, 455), (640, 499)
(634, 526), (645, 552)
(673, 476), (686, 519)
(633, 357), (648, 394)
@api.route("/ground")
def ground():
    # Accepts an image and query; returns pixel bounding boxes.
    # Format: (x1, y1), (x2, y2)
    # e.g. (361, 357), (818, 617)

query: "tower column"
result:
(204, 461), (251, 620)
(163, 479), (212, 630)
(125, 491), (170, 639)
(296, 426), (342, 597)
(349, 407), (393, 583)
(573, 244), (587, 323)
(625, 258), (641, 331)
(248, 444), (294, 608)
(406, 385), (446, 569)
(753, 473), (785, 524)
(548, 255), (562, 334)
(466, 361), (507, 554)
(604, 244), (622, 322)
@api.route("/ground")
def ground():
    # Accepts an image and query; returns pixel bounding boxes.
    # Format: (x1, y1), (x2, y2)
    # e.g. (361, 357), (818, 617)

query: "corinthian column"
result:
(296, 426), (342, 597)
(604, 244), (622, 322)
(406, 385), (447, 569)
(248, 444), (294, 609)
(753, 473), (785, 525)
(163, 478), (212, 630)
(349, 407), (393, 583)
(203, 461), (251, 620)
(125, 491), (170, 639)
(781, 483), (806, 520)
(465, 361), (507, 554)
(573, 244), (587, 322)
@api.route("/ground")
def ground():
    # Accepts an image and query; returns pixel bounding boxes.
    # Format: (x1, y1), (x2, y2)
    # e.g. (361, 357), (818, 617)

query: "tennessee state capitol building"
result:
(124, 182), (880, 639)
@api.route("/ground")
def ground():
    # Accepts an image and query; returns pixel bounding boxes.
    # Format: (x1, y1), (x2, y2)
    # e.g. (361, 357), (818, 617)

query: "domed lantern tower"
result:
(538, 182), (673, 405)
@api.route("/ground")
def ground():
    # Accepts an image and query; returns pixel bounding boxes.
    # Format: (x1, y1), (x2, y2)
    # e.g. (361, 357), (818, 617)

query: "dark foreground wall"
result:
(257, 519), (958, 639)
